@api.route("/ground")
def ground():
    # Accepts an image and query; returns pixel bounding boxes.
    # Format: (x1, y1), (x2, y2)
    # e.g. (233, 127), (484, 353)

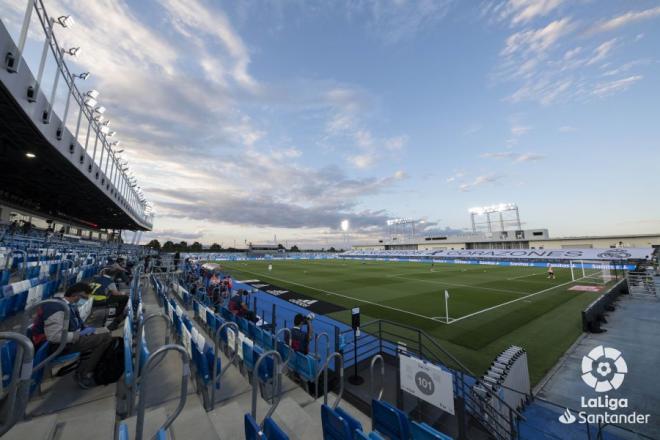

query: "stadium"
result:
(1, 1), (660, 440)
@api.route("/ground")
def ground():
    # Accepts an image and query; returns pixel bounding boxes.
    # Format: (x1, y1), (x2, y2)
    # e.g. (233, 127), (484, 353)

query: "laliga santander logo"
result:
(581, 346), (627, 392)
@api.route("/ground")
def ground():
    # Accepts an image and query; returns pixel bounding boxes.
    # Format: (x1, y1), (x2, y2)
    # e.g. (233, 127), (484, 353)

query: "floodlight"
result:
(57, 15), (75, 28)
(85, 89), (99, 99)
(84, 97), (97, 107)
(25, 152), (36, 158)
(111, 141), (121, 147)
(63, 47), (80, 57)
(340, 219), (349, 232)
(94, 115), (104, 122)
(74, 72), (90, 80)
(95, 106), (106, 115)
(102, 120), (111, 126)
(100, 126), (110, 134)
(107, 131), (116, 137)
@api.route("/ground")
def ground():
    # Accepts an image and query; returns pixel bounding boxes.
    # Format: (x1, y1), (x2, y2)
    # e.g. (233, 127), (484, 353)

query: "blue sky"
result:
(2, 0), (660, 246)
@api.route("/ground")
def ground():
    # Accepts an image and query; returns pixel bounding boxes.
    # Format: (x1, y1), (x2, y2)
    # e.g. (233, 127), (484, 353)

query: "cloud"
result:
(459, 174), (503, 192)
(502, 18), (573, 56)
(323, 86), (407, 168)
(480, 151), (516, 159)
(491, 0), (567, 26)
(480, 151), (546, 162)
(590, 6), (660, 34)
(514, 152), (545, 162)
(586, 39), (617, 66)
(558, 125), (576, 132)
(511, 124), (532, 136)
(592, 75), (643, 97)
(348, 0), (454, 44)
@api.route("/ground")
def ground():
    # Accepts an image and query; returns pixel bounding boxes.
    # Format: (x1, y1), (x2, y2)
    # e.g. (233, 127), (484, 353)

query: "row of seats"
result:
(0, 262), (102, 321)
(180, 263), (455, 440)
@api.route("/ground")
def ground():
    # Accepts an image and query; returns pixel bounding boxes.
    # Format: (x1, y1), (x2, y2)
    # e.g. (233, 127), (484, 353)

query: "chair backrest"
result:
(335, 407), (363, 436)
(372, 399), (411, 440)
(263, 417), (290, 440)
(410, 422), (453, 440)
(321, 404), (353, 440)
(244, 413), (262, 440)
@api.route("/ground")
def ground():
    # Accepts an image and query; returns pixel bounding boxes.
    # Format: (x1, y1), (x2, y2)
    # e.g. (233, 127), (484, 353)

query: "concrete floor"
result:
(537, 292), (660, 439)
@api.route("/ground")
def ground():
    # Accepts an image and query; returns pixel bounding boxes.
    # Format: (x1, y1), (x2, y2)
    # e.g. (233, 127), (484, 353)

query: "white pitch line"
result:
(223, 265), (449, 324)
(506, 272), (544, 280)
(390, 274), (529, 296)
(448, 277), (583, 325)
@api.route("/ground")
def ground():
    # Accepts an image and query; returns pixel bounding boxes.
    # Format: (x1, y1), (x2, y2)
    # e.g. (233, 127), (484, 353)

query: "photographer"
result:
(289, 313), (314, 355)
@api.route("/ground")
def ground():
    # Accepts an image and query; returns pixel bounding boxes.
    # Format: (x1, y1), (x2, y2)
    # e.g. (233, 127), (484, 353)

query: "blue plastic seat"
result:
(410, 422), (453, 440)
(244, 413), (263, 440)
(263, 417), (290, 440)
(294, 352), (317, 382)
(321, 404), (354, 440)
(372, 399), (411, 440)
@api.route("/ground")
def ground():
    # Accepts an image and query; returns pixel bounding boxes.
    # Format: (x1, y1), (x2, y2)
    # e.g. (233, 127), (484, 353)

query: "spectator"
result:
(288, 313), (313, 355)
(31, 283), (112, 389)
(227, 289), (257, 322)
(109, 258), (130, 284)
(89, 268), (129, 331)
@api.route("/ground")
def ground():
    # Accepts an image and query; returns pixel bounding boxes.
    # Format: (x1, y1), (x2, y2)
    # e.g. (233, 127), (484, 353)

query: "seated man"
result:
(31, 283), (112, 389)
(288, 313), (313, 355)
(228, 289), (258, 322)
(109, 258), (130, 284)
(89, 268), (129, 330)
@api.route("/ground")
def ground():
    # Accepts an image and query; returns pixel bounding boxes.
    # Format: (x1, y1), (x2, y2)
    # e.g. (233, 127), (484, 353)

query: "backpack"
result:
(93, 336), (125, 385)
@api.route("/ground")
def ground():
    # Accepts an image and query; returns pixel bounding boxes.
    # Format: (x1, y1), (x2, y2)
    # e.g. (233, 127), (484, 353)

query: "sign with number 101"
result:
(399, 353), (455, 415)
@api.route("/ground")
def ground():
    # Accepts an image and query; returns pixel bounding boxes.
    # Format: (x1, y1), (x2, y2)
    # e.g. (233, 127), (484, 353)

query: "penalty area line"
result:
(448, 277), (583, 325)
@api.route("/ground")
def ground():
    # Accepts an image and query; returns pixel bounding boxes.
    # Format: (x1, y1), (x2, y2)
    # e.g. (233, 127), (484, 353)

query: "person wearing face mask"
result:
(31, 282), (113, 389)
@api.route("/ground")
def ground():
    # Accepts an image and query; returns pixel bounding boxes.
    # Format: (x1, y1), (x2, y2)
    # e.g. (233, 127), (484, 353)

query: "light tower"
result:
(340, 219), (350, 249)
(469, 203), (522, 233)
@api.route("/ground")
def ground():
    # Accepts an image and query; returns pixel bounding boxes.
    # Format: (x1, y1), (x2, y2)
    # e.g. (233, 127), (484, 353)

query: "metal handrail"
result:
(23, 299), (71, 373)
(314, 352), (344, 408)
(135, 344), (190, 440)
(12, 249), (27, 279)
(0, 333), (34, 436)
(251, 350), (283, 426)
(210, 321), (238, 408)
(314, 331), (329, 360)
(369, 354), (384, 401)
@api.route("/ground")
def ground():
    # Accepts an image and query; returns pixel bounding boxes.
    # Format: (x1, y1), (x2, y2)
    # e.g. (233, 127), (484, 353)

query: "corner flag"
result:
(444, 290), (450, 323)
(444, 290), (449, 300)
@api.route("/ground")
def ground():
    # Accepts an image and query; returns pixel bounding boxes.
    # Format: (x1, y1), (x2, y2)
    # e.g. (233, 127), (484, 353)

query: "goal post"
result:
(570, 260), (616, 284)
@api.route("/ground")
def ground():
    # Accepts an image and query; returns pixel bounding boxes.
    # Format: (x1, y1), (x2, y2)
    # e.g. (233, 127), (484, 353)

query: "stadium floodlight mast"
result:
(469, 203), (521, 233)
(340, 219), (350, 249)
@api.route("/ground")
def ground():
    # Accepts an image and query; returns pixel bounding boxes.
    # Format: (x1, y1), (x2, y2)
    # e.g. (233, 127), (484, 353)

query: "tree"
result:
(289, 245), (300, 252)
(190, 241), (203, 251)
(210, 243), (222, 251)
(162, 240), (175, 251)
(329, 247), (336, 252)
(277, 243), (285, 250)
(178, 241), (188, 251)
(146, 239), (161, 250)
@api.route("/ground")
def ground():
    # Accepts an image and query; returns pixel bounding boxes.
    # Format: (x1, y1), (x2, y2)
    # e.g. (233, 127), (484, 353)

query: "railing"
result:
(314, 352), (344, 408)
(2, 0), (152, 228)
(340, 318), (525, 440)
(209, 321), (239, 409)
(134, 344), (190, 440)
(0, 333), (34, 436)
(251, 350), (284, 427)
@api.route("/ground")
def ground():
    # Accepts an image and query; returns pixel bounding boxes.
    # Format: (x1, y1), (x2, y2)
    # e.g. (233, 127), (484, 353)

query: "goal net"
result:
(570, 260), (616, 285)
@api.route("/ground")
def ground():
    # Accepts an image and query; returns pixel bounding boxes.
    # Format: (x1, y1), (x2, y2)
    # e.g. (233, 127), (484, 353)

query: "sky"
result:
(2, 0), (660, 247)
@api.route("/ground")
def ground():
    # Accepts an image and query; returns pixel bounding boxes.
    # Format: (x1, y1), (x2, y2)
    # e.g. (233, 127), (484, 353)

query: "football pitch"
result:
(219, 258), (608, 384)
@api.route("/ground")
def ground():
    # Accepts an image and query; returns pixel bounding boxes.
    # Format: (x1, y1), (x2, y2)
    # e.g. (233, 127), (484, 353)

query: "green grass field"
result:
(218, 259), (608, 384)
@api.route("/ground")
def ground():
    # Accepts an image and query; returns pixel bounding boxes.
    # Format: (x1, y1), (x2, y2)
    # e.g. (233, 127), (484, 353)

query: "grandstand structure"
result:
(2, 2), (659, 440)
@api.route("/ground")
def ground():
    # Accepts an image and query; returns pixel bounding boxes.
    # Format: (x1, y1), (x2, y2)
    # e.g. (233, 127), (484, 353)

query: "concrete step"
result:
(2, 414), (57, 440)
(123, 390), (220, 440)
(207, 401), (246, 440)
(52, 406), (116, 440)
